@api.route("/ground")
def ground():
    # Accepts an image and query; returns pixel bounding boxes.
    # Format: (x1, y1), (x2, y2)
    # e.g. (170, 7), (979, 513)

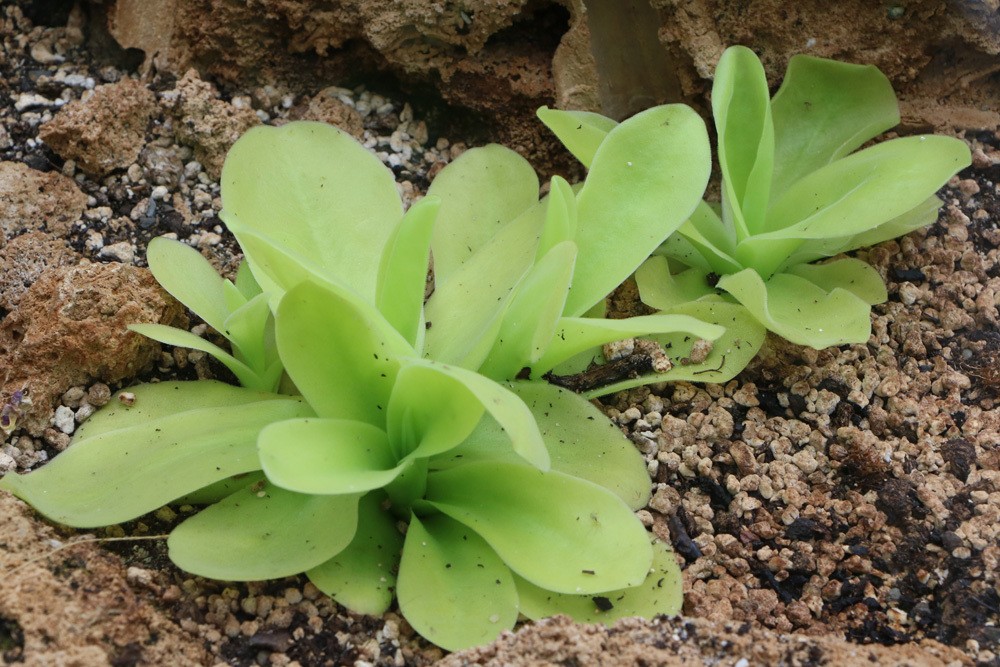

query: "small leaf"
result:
(479, 240), (577, 380)
(674, 201), (741, 274)
(536, 106), (618, 169)
(387, 361), (485, 461)
(129, 323), (263, 390)
(424, 201), (547, 368)
(258, 418), (402, 495)
(531, 310), (723, 376)
(222, 292), (276, 376)
(583, 300), (766, 393)
(515, 539), (683, 623)
(168, 482), (360, 581)
(510, 381), (652, 510)
(718, 268), (874, 348)
(395, 358), (549, 470)
(785, 258), (887, 305)
(234, 259), (263, 300)
(771, 54), (899, 195)
(377, 196), (440, 347)
(220, 121), (402, 302)
(426, 462), (652, 594)
(713, 45), (774, 238)
(567, 104), (711, 316)
(397, 514), (518, 652)
(276, 280), (413, 425)
(307, 493), (403, 616)
(146, 237), (230, 334)
(427, 145), (539, 282)
(634, 257), (716, 312)
(535, 176), (577, 262)
(0, 383), (312, 527)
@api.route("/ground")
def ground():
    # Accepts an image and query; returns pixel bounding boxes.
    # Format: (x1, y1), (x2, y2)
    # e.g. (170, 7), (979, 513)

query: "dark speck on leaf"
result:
(592, 596), (614, 611)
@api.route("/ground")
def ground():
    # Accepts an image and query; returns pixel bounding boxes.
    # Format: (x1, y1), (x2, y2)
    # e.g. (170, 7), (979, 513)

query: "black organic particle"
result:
(592, 596), (614, 611)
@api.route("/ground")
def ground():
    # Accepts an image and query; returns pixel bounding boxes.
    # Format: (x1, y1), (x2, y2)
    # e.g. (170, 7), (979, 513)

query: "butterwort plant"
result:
(0, 112), (732, 649)
(541, 46), (971, 377)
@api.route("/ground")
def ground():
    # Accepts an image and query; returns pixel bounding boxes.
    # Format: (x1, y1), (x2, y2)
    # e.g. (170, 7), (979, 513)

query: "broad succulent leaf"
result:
(770, 54), (899, 195)
(0, 382), (311, 527)
(146, 237), (231, 333)
(258, 418), (402, 495)
(220, 121), (402, 302)
(713, 45), (774, 238)
(307, 493), (404, 616)
(566, 104), (711, 316)
(515, 539), (683, 622)
(397, 513), (519, 652)
(425, 462), (653, 594)
(168, 482), (361, 581)
(536, 106), (618, 169)
(275, 280), (413, 425)
(426, 144), (539, 282)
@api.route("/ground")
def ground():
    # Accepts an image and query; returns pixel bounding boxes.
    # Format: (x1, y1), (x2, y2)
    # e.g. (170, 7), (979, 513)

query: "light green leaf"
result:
(0, 382), (312, 527)
(762, 135), (971, 239)
(634, 256), (717, 312)
(509, 381), (651, 510)
(395, 358), (549, 470)
(424, 201), (546, 368)
(531, 310), (723, 377)
(425, 462), (652, 594)
(145, 237), (230, 334)
(788, 195), (941, 267)
(387, 360), (486, 462)
(718, 268), (873, 348)
(713, 45), (774, 238)
(220, 121), (402, 302)
(276, 280), (413, 424)
(377, 196), (439, 347)
(567, 104), (711, 316)
(785, 258), (887, 305)
(307, 493), (403, 616)
(584, 300), (766, 393)
(168, 482), (360, 581)
(479, 240), (576, 380)
(675, 201), (741, 274)
(177, 472), (265, 506)
(234, 259), (262, 300)
(258, 418), (402, 495)
(427, 144), (539, 282)
(222, 292), (275, 374)
(397, 514), (518, 652)
(771, 54), (899, 196)
(535, 176), (577, 262)
(536, 106), (618, 169)
(129, 323), (263, 390)
(515, 539), (682, 623)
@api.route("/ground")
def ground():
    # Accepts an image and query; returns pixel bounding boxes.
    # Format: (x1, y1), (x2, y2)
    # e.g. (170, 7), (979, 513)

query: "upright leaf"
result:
(145, 237), (230, 334)
(567, 104), (711, 316)
(427, 145), (539, 282)
(376, 196), (440, 347)
(276, 280), (413, 425)
(771, 55), (899, 195)
(220, 121), (402, 301)
(536, 107), (618, 169)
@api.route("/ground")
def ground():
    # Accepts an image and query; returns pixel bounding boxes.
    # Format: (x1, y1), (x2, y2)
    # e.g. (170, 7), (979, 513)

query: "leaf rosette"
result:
(1, 117), (712, 650)
(541, 47), (971, 376)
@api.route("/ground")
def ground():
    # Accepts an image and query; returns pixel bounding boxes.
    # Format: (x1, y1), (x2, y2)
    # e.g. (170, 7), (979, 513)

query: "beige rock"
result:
(0, 263), (185, 435)
(166, 70), (261, 179)
(0, 231), (80, 310)
(0, 162), (87, 239)
(291, 90), (364, 138)
(38, 78), (157, 177)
